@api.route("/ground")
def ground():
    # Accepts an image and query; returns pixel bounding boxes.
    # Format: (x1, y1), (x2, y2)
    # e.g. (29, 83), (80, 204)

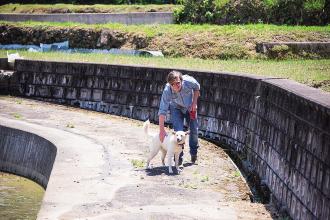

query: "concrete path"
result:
(0, 96), (278, 220)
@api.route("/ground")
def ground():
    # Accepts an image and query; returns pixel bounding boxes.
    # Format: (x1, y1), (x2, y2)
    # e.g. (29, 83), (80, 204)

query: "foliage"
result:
(131, 159), (146, 168)
(217, 44), (249, 59)
(175, 0), (329, 25)
(269, 44), (290, 59)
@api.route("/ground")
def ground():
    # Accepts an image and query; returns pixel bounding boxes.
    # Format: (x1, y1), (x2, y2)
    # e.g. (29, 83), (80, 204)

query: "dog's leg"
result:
(146, 146), (160, 170)
(167, 150), (173, 174)
(174, 152), (180, 174)
(160, 148), (166, 166)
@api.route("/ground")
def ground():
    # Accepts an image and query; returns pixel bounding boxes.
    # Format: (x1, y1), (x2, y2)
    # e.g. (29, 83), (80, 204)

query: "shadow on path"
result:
(145, 162), (196, 176)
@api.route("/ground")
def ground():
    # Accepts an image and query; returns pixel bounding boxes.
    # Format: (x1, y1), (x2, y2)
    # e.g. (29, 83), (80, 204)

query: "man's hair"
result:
(167, 70), (183, 84)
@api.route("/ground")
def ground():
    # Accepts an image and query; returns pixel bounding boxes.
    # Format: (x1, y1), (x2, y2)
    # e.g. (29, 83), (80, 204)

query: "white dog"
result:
(143, 120), (189, 174)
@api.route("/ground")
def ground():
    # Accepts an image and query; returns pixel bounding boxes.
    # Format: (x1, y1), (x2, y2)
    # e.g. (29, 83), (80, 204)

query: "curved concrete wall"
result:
(0, 124), (57, 189)
(4, 59), (330, 220)
(0, 12), (174, 24)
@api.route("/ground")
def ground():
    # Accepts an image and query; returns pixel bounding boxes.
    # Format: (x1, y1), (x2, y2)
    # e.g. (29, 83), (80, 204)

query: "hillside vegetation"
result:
(1, 22), (329, 60)
(176, 0), (329, 25)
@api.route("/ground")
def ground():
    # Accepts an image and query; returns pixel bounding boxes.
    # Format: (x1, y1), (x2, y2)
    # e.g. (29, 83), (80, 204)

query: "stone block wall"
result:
(0, 58), (12, 70)
(9, 59), (330, 220)
(0, 58), (18, 95)
(251, 79), (330, 220)
(0, 125), (57, 189)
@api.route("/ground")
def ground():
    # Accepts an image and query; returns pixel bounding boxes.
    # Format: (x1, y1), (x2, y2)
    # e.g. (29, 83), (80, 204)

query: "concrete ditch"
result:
(0, 96), (279, 219)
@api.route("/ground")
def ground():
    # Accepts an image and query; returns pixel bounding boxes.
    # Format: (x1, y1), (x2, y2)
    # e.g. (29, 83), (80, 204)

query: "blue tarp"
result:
(0, 41), (164, 57)
(0, 44), (40, 50)
(40, 41), (69, 52)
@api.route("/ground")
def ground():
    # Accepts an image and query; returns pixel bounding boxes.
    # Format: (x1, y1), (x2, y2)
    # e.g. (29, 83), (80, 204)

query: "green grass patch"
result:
(131, 159), (146, 168)
(233, 171), (241, 178)
(184, 183), (198, 189)
(66, 122), (75, 128)
(200, 175), (209, 182)
(0, 3), (177, 14)
(1, 50), (329, 92)
(12, 112), (22, 119)
(1, 21), (329, 38)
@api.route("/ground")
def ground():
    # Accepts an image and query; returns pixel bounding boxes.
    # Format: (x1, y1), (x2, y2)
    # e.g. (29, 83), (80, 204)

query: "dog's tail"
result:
(143, 119), (151, 136)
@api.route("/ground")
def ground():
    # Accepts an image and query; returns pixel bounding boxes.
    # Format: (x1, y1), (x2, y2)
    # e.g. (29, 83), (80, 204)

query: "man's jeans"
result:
(170, 105), (199, 157)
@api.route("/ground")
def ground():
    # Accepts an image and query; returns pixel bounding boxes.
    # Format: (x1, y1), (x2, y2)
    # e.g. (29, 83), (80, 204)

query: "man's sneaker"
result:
(191, 155), (197, 164)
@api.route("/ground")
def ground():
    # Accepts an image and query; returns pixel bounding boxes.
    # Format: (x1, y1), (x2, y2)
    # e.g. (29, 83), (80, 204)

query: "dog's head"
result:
(171, 130), (189, 145)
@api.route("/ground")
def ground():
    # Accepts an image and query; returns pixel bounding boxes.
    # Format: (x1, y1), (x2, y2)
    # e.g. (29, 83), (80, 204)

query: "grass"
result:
(1, 50), (329, 91)
(201, 175), (209, 182)
(0, 3), (177, 13)
(2, 21), (329, 38)
(184, 183), (198, 189)
(66, 122), (75, 128)
(131, 159), (146, 168)
(233, 171), (241, 178)
(12, 112), (22, 119)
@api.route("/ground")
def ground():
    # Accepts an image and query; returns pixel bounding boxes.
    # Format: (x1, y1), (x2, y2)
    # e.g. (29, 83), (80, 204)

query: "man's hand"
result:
(190, 104), (197, 112)
(159, 129), (167, 143)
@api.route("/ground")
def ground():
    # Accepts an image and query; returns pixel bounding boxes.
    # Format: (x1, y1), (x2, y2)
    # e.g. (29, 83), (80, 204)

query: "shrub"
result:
(217, 43), (249, 59)
(175, 0), (329, 25)
(268, 44), (294, 59)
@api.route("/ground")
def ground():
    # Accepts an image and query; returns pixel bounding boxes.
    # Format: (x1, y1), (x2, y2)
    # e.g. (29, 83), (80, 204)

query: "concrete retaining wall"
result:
(0, 12), (174, 24)
(0, 58), (17, 95)
(2, 59), (330, 220)
(0, 58), (12, 70)
(256, 42), (330, 57)
(0, 125), (57, 189)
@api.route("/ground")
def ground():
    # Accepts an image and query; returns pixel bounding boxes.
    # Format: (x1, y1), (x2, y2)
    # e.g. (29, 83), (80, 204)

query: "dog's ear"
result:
(171, 130), (176, 135)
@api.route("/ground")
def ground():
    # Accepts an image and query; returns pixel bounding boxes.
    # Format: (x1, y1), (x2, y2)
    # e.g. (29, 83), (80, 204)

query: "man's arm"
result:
(159, 114), (167, 142)
(190, 90), (200, 112)
(158, 86), (170, 142)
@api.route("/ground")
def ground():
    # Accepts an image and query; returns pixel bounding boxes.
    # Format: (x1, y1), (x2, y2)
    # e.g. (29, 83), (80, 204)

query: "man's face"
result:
(170, 78), (182, 93)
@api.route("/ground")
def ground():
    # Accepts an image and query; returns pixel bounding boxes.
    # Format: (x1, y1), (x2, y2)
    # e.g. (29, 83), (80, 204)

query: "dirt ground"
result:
(0, 95), (282, 219)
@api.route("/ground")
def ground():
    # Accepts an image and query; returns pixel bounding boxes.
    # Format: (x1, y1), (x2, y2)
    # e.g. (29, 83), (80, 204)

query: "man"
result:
(158, 70), (200, 164)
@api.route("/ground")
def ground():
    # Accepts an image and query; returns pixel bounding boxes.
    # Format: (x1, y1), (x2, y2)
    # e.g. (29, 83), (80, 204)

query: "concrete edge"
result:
(0, 118), (57, 188)
(262, 78), (330, 109)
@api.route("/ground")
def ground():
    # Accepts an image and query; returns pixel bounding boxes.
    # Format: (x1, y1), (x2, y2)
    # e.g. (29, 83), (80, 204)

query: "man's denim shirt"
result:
(158, 75), (200, 116)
